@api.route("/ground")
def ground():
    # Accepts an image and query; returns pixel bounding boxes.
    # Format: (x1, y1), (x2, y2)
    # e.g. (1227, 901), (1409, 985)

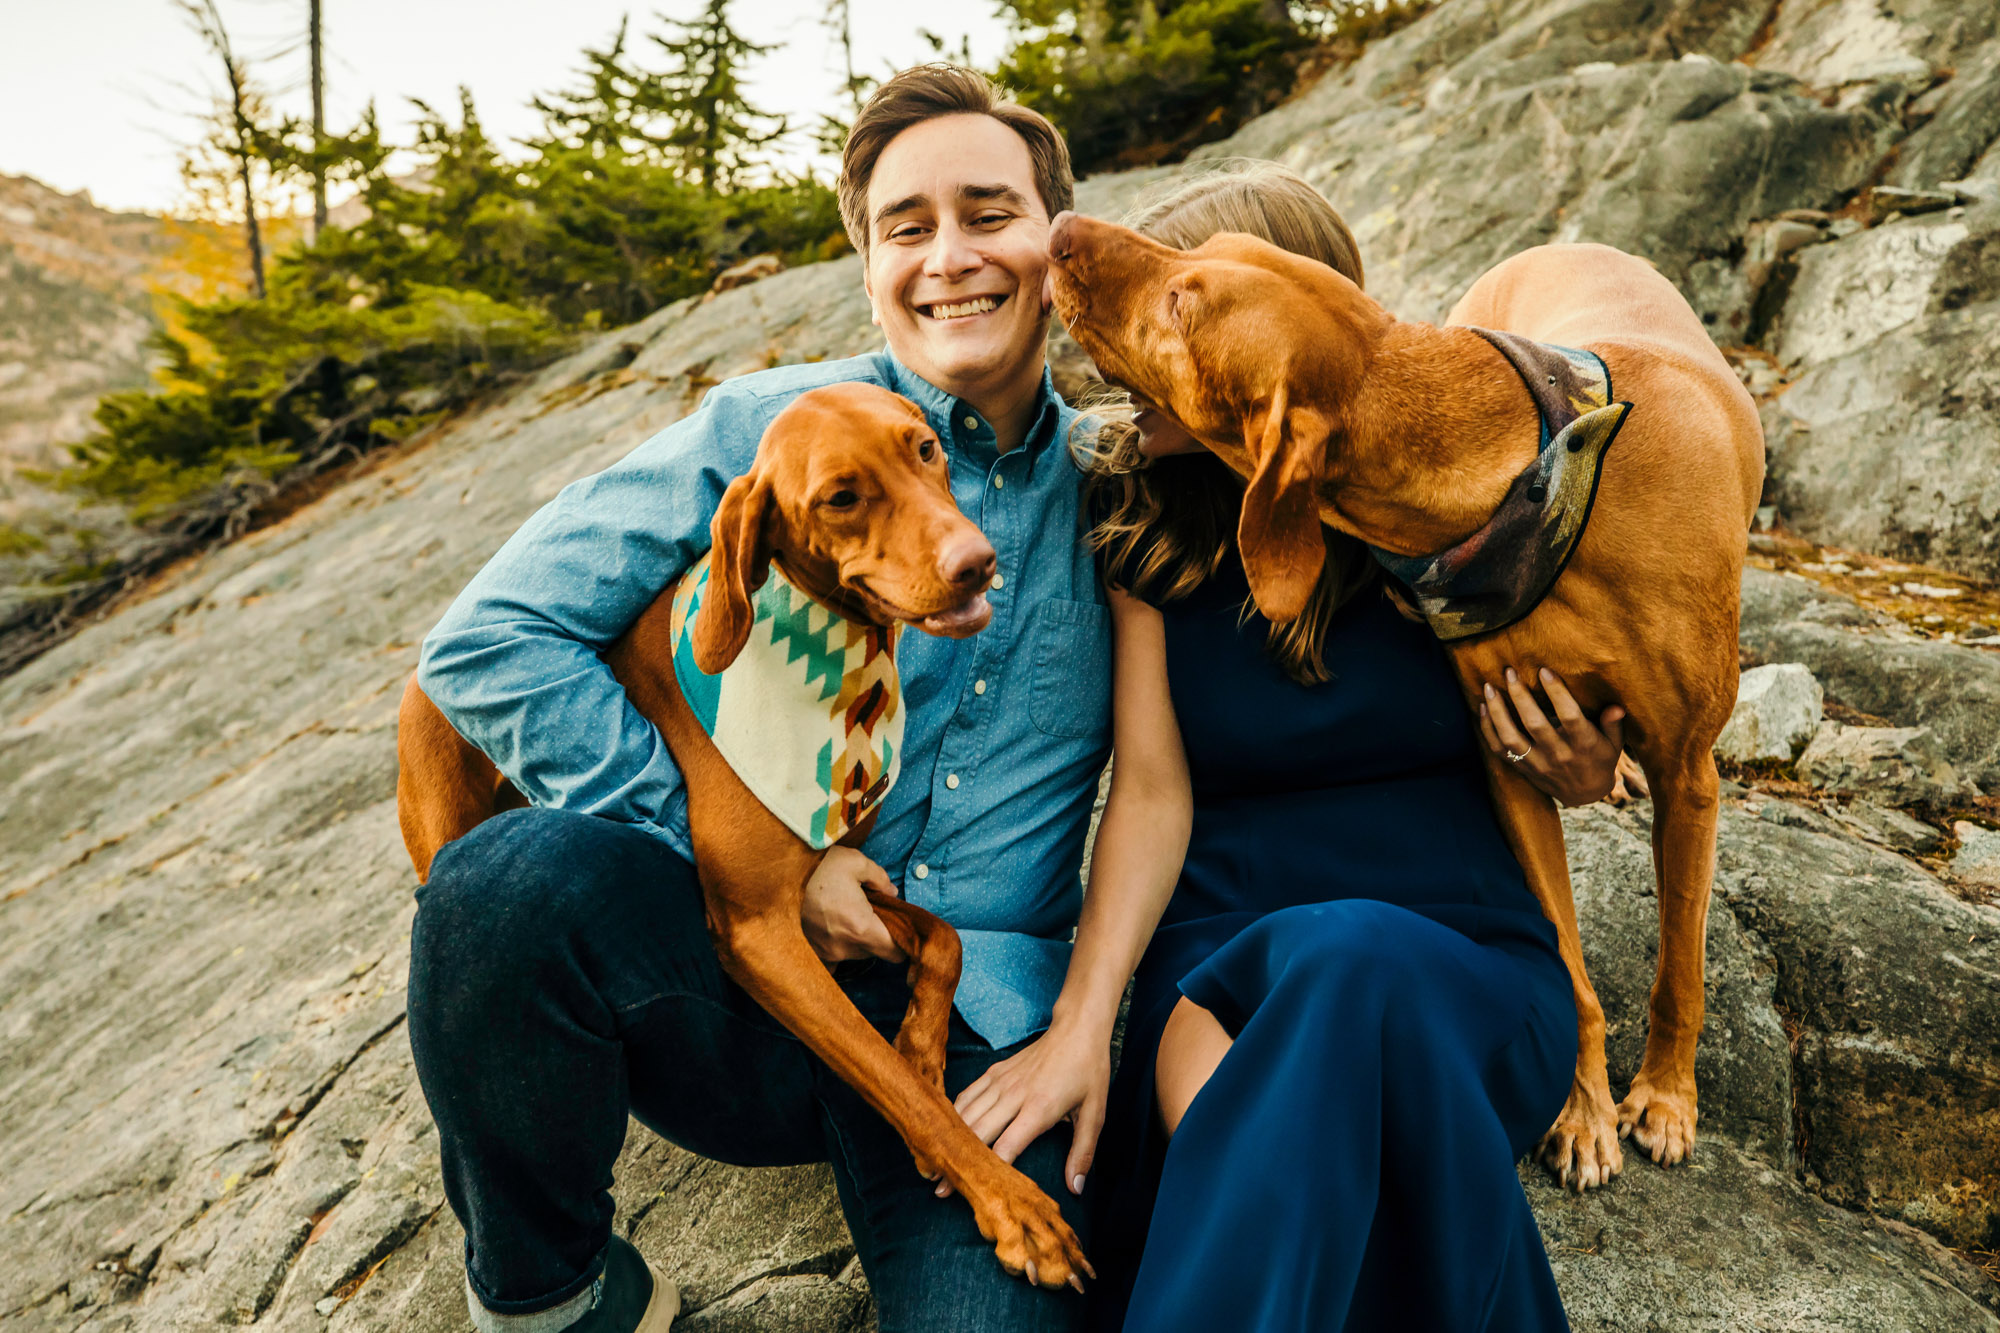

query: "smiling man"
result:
(406, 66), (1109, 1333)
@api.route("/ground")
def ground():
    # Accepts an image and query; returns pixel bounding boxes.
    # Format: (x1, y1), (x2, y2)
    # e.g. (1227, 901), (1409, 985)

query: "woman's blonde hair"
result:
(1077, 159), (1377, 686)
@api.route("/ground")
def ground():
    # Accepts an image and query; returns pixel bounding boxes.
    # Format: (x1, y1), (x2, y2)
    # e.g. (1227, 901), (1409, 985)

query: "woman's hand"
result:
(1478, 667), (1633, 808)
(801, 847), (905, 964)
(946, 1019), (1111, 1199)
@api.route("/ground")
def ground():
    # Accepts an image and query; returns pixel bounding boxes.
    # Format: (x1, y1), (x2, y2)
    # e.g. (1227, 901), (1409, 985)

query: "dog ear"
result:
(689, 471), (774, 674)
(1237, 380), (1327, 624)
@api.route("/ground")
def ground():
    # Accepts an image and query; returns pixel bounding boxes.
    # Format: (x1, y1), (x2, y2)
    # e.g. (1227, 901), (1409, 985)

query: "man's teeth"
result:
(927, 296), (1000, 320)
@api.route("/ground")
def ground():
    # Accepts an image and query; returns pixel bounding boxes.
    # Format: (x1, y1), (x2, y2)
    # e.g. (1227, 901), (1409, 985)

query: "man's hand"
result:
(802, 847), (907, 965)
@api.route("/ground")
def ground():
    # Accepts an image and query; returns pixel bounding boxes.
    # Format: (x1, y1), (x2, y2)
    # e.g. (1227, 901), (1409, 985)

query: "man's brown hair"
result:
(838, 64), (1074, 255)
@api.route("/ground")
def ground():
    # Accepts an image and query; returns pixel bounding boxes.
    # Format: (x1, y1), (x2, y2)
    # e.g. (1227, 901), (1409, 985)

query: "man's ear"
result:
(1237, 380), (1328, 624)
(689, 471), (773, 673)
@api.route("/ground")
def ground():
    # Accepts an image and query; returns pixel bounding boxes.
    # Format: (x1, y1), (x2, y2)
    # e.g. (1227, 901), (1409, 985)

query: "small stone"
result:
(315, 1296), (341, 1316)
(1796, 722), (1972, 805)
(1716, 664), (1823, 762)
(1951, 823), (2000, 888)
(1775, 208), (1830, 225)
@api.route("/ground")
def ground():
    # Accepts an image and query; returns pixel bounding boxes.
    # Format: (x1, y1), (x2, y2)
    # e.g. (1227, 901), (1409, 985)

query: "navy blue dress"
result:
(1086, 557), (1577, 1332)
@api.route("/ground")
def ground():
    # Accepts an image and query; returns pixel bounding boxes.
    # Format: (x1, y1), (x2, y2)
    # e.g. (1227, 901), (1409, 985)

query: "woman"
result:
(952, 162), (1633, 1330)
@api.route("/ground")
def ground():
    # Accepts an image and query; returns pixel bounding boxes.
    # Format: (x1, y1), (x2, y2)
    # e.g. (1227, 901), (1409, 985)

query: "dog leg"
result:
(1617, 750), (1716, 1165)
(709, 903), (1090, 1290)
(1481, 755), (1623, 1190)
(865, 889), (960, 1092)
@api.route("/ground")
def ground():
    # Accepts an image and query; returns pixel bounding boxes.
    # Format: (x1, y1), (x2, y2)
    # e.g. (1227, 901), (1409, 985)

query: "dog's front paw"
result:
(966, 1168), (1094, 1292)
(1538, 1084), (1624, 1192)
(1618, 1079), (1697, 1165)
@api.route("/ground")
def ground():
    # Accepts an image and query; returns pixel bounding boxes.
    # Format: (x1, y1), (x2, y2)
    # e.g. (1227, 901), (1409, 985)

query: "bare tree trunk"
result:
(310, 0), (327, 239)
(178, 0), (266, 297)
(827, 0), (860, 116)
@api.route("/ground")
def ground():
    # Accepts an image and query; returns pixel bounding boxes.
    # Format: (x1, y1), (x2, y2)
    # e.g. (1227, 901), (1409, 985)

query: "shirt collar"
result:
(878, 348), (1067, 463)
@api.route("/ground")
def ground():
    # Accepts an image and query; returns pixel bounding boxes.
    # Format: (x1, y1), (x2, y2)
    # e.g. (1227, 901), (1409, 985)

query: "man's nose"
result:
(939, 532), (997, 591)
(924, 218), (982, 278)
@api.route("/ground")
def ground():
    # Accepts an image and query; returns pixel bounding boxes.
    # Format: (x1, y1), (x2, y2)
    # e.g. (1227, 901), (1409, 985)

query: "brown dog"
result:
(1047, 214), (1764, 1191)
(397, 381), (1092, 1286)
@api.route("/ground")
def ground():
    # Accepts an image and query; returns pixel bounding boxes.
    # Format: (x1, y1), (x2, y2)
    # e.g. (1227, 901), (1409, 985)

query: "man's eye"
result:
(974, 212), (1010, 227)
(825, 489), (860, 510)
(889, 224), (929, 243)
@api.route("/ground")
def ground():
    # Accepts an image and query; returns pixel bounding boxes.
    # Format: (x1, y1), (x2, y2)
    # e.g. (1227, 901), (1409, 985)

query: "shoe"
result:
(570, 1234), (679, 1333)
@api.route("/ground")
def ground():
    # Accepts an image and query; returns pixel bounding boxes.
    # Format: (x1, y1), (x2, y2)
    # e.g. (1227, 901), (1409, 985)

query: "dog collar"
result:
(1368, 329), (1632, 642)
(669, 551), (903, 849)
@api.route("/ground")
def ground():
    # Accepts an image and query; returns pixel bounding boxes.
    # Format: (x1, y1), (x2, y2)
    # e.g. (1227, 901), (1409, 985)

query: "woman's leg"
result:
(1155, 997), (1233, 1138)
(1126, 900), (1574, 1333)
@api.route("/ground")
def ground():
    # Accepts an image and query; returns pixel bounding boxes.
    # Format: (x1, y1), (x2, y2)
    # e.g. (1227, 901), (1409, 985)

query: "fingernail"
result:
(1540, 667), (1554, 683)
(1071, 1173), (1086, 1194)
(935, 1183), (948, 1197)
(1483, 683), (1496, 699)
(1505, 667), (1517, 684)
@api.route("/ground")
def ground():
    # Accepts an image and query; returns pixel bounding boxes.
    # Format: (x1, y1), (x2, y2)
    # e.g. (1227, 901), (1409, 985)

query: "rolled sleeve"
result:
(417, 385), (770, 859)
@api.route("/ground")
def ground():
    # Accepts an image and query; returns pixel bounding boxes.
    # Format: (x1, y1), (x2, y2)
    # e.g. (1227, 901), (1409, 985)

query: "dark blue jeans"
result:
(407, 807), (1088, 1333)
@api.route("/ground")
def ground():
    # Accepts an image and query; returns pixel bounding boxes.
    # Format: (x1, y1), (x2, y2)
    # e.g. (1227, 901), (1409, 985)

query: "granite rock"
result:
(7, 0), (2000, 1327)
(1795, 720), (1973, 805)
(1739, 565), (2000, 790)
(1714, 662), (1823, 762)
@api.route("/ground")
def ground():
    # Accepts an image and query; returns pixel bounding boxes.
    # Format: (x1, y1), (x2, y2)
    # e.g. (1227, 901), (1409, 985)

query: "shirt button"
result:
(993, 475), (1005, 489)
(963, 415), (979, 431)
(974, 679), (987, 695)
(991, 573), (1005, 590)
(913, 863), (930, 880)
(946, 773), (960, 790)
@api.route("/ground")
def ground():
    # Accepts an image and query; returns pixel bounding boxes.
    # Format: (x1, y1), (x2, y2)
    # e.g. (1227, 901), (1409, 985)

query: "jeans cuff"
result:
(465, 1271), (600, 1333)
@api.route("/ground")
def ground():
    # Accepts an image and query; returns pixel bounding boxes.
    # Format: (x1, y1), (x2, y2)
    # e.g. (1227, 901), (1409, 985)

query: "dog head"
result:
(689, 381), (997, 674)
(1047, 211), (1388, 623)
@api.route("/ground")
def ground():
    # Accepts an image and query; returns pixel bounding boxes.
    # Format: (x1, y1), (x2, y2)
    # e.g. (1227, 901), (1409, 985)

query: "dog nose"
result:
(1049, 210), (1079, 261)
(940, 534), (997, 591)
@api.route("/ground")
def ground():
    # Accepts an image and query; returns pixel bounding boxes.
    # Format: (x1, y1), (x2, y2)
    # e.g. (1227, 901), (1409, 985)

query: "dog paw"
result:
(1618, 1081), (1697, 1166)
(968, 1170), (1095, 1293)
(1538, 1088), (1624, 1192)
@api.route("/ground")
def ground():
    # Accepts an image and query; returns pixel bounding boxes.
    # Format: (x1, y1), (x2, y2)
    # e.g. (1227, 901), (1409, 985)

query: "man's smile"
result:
(917, 293), (1011, 321)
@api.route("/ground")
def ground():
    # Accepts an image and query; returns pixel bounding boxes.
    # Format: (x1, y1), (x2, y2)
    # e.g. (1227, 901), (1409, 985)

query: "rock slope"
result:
(6, 0), (2000, 1328)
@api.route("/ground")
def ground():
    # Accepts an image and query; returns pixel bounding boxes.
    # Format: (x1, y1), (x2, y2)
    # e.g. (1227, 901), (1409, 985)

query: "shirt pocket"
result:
(1028, 598), (1112, 740)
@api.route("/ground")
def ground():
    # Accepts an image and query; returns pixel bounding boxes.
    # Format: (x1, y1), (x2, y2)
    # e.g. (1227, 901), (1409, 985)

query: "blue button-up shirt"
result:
(419, 350), (1112, 1047)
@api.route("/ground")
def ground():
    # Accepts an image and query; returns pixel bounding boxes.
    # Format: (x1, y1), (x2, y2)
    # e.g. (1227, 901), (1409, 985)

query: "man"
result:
(409, 65), (1110, 1333)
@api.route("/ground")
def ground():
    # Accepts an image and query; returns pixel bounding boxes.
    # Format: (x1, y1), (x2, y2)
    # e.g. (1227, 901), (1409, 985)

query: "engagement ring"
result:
(1506, 748), (1531, 763)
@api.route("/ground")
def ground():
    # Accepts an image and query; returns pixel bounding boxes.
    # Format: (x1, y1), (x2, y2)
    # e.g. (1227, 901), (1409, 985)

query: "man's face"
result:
(863, 113), (1052, 402)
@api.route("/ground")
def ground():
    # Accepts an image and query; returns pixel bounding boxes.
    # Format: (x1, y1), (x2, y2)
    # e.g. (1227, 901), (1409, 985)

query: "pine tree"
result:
(650, 0), (787, 193)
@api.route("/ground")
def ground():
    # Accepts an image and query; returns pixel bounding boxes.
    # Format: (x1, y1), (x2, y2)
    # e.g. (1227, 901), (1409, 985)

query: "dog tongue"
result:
(919, 593), (992, 637)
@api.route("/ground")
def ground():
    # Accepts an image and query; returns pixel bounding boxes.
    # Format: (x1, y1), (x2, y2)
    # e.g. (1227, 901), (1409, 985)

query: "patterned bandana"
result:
(1369, 328), (1632, 642)
(670, 551), (903, 849)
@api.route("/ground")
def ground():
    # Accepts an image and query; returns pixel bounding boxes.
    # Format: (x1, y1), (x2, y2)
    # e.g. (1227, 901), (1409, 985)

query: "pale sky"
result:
(0, 0), (1014, 215)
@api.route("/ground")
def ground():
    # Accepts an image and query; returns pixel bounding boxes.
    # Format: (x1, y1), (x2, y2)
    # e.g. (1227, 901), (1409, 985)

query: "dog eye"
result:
(918, 439), (937, 463)
(825, 489), (860, 510)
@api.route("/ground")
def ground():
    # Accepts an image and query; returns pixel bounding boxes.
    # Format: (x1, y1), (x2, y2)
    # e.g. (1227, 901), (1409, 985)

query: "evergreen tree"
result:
(650, 0), (788, 193)
(996, 0), (1304, 174)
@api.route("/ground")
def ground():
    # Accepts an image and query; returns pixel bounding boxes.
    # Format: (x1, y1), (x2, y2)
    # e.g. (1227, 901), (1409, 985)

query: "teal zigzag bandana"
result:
(670, 552), (903, 849)
(1369, 329), (1632, 642)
